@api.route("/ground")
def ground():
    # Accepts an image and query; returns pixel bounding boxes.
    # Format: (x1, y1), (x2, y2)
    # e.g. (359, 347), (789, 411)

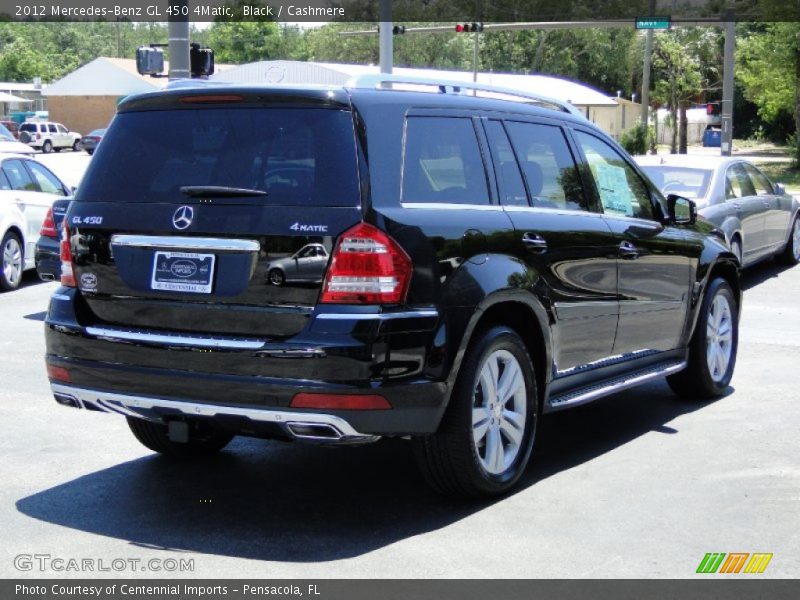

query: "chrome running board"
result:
(50, 383), (380, 445)
(548, 360), (687, 409)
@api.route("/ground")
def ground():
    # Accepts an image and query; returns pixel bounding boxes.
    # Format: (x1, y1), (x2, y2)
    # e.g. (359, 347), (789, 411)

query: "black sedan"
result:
(35, 198), (71, 281)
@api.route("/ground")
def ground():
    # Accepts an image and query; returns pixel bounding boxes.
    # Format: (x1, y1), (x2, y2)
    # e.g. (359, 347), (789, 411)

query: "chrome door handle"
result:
(619, 241), (639, 260)
(521, 232), (548, 253)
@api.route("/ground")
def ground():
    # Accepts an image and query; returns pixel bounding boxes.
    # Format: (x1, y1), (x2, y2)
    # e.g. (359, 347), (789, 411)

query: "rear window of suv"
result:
(20, 123), (39, 132)
(76, 108), (360, 206)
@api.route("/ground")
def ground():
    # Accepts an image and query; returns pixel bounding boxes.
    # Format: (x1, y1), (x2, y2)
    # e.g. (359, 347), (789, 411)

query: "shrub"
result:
(620, 122), (655, 155)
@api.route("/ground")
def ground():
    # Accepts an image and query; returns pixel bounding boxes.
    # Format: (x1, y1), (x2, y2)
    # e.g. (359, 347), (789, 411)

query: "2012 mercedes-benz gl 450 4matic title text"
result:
(45, 76), (741, 498)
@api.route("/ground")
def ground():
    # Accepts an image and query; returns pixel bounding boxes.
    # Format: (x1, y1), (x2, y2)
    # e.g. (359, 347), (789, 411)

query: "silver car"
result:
(266, 243), (329, 286)
(636, 155), (800, 267)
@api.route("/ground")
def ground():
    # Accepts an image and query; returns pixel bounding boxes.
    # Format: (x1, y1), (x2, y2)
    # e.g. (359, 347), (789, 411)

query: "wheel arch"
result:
(686, 255), (741, 344)
(442, 291), (553, 415)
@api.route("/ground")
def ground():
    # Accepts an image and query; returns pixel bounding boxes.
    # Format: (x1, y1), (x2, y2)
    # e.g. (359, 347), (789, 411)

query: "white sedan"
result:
(636, 155), (800, 268)
(0, 154), (72, 290)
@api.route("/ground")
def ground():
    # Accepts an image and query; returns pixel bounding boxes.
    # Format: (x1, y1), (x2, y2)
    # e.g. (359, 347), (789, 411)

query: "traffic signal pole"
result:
(721, 17), (735, 156)
(379, 0), (392, 74)
(168, 0), (190, 79)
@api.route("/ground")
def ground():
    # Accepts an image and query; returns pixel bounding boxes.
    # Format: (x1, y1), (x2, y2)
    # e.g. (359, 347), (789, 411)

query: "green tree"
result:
(652, 28), (719, 153)
(737, 22), (800, 159)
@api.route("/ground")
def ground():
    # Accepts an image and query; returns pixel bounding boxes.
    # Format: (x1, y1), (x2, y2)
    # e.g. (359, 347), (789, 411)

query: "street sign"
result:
(635, 17), (671, 30)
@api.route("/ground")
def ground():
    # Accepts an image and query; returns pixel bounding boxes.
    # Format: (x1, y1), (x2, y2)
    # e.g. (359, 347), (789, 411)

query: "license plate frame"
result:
(151, 251), (216, 294)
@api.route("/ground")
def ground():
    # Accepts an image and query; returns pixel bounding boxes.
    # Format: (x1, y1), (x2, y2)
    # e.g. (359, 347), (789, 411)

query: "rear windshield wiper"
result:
(180, 185), (267, 198)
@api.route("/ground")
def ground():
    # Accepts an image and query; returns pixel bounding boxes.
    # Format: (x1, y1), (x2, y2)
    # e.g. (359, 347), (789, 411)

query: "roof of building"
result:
(211, 60), (618, 107)
(43, 57), (234, 97)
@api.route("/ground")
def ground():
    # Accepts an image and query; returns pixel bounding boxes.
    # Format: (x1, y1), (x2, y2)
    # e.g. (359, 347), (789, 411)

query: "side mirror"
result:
(667, 194), (697, 225)
(774, 183), (786, 196)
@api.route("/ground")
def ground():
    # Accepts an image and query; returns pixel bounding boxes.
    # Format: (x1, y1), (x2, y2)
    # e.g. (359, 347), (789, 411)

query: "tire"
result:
(268, 268), (285, 286)
(0, 231), (24, 291)
(730, 237), (742, 266)
(778, 217), (800, 266)
(668, 278), (738, 399)
(41, 140), (52, 154)
(127, 417), (234, 458)
(412, 325), (538, 499)
(72, 139), (80, 151)
(19, 131), (31, 144)
(86, 149), (94, 156)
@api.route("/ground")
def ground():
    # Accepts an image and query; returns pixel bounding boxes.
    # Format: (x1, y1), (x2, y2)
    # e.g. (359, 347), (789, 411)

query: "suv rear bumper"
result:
(45, 289), (450, 438)
(51, 383), (382, 444)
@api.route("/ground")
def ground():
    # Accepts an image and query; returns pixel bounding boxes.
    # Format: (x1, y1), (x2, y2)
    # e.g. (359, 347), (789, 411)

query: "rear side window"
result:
(47, 124), (57, 133)
(77, 108), (360, 206)
(505, 122), (588, 211)
(402, 117), (490, 205)
(484, 120), (528, 206)
(2, 159), (36, 191)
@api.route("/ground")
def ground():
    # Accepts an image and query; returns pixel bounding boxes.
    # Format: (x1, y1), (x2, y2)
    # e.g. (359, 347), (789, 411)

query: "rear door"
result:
(485, 118), (619, 373)
(66, 94), (363, 338)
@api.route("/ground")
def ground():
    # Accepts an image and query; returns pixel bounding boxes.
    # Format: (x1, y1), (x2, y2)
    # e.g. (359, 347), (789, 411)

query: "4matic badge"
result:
(290, 222), (328, 233)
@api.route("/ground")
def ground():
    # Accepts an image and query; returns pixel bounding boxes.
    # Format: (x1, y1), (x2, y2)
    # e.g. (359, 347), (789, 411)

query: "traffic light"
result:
(706, 102), (721, 116)
(455, 22), (484, 33)
(392, 25), (406, 35)
(136, 46), (164, 76)
(190, 43), (215, 78)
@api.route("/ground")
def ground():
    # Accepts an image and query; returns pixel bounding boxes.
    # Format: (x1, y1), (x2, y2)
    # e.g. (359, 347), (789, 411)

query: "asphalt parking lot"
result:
(0, 153), (798, 579)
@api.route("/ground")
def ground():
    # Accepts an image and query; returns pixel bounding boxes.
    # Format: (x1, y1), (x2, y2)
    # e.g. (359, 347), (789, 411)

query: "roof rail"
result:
(346, 73), (585, 118)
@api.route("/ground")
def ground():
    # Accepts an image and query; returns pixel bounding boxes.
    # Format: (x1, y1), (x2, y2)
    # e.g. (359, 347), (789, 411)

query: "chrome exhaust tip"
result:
(286, 422), (344, 441)
(54, 393), (80, 408)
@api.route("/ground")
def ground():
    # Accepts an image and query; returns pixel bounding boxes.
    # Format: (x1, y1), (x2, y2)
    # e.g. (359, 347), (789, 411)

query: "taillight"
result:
(60, 221), (75, 287)
(40, 208), (57, 238)
(46, 364), (71, 383)
(320, 223), (412, 304)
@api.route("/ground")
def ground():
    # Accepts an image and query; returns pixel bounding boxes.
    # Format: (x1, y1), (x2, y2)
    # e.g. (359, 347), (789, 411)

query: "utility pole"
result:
(640, 0), (656, 126)
(721, 16), (735, 156)
(641, 29), (653, 125)
(379, 0), (392, 74)
(168, 0), (190, 80)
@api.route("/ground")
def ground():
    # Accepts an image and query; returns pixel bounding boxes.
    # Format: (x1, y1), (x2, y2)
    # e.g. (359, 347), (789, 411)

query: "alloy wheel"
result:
(706, 293), (733, 383)
(3, 237), (23, 288)
(471, 349), (527, 475)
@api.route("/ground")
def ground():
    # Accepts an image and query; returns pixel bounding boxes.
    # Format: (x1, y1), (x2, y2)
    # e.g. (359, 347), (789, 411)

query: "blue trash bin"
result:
(703, 128), (722, 147)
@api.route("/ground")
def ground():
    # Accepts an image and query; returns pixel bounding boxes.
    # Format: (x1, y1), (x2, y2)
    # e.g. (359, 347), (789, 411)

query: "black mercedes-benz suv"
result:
(45, 76), (740, 498)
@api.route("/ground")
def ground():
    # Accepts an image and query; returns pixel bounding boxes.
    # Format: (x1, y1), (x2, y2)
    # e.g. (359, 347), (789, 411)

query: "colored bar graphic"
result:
(744, 553), (773, 574)
(697, 553), (726, 573)
(719, 553), (749, 573)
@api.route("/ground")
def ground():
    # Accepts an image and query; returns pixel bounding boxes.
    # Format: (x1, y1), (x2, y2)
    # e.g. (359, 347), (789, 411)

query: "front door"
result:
(725, 162), (767, 261)
(571, 129), (692, 355)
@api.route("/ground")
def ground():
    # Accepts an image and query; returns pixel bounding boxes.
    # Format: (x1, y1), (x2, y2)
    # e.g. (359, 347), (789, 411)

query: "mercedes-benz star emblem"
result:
(172, 206), (194, 230)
